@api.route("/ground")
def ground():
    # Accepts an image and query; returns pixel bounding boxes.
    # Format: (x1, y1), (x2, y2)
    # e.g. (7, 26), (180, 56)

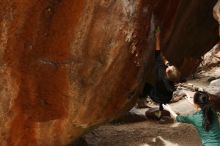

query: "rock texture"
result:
(0, 0), (218, 146)
(214, 0), (220, 35)
(198, 43), (220, 70)
(207, 78), (220, 96)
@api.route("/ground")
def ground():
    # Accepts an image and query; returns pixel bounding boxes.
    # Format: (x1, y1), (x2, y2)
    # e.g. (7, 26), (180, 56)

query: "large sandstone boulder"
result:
(0, 0), (218, 145)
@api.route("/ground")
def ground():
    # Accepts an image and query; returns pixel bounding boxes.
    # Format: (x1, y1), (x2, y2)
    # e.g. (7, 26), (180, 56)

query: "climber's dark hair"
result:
(193, 91), (213, 131)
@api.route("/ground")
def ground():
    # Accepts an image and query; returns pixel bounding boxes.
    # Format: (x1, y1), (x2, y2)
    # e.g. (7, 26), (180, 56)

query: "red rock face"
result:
(0, 0), (218, 145)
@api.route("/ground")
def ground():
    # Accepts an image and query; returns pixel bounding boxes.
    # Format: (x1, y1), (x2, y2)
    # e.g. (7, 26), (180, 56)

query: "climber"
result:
(163, 91), (220, 146)
(141, 27), (180, 112)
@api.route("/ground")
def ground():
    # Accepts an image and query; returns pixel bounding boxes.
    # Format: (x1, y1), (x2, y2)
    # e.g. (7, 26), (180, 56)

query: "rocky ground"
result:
(72, 44), (220, 146)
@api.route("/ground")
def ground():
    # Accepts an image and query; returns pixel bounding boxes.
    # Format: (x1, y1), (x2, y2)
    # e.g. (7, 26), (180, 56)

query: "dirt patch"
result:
(82, 120), (201, 146)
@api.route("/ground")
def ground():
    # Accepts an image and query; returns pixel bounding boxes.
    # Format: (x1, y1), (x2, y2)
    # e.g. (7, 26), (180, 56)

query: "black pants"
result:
(141, 83), (171, 110)
(140, 50), (174, 110)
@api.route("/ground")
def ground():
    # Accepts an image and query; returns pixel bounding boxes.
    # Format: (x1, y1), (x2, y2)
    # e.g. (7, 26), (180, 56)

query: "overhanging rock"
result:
(0, 0), (218, 145)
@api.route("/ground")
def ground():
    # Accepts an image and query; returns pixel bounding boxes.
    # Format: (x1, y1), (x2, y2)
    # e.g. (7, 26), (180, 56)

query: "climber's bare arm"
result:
(155, 28), (160, 51)
(155, 27), (170, 65)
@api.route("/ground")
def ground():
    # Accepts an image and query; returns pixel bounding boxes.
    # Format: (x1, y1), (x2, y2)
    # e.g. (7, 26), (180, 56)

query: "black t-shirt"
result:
(142, 50), (175, 104)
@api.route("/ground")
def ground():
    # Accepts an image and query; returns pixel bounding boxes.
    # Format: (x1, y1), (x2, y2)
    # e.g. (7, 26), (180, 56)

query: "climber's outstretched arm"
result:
(155, 27), (160, 51)
(155, 28), (169, 66)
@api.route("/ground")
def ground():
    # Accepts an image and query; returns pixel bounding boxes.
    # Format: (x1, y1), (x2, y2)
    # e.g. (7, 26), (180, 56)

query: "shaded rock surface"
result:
(0, 0), (218, 145)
